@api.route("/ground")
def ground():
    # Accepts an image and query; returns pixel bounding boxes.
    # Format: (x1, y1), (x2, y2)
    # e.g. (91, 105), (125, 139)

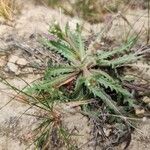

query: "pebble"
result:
(135, 108), (145, 116)
(0, 56), (7, 67)
(142, 96), (150, 104)
(9, 55), (19, 63)
(7, 62), (19, 72)
(9, 55), (28, 66)
(16, 58), (28, 66)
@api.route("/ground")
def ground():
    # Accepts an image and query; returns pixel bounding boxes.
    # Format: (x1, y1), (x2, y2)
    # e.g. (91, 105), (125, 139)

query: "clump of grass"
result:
(0, 0), (18, 20)
(32, 108), (76, 149)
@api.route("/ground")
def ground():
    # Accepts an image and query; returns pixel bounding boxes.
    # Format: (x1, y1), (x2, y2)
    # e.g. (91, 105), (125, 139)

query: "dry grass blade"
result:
(57, 74), (77, 88)
(124, 63), (150, 69)
(0, 0), (17, 20)
(55, 99), (96, 110)
(147, 0), (150, 44)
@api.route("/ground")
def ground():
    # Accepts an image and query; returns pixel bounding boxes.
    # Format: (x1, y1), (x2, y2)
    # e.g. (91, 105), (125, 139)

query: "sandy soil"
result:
(0, 0), (149, 149)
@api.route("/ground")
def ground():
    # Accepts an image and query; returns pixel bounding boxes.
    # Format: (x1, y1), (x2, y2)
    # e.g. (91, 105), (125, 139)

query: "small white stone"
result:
(101, 42), (105, 45)
(9, 55), (19, 63)
(0, 56), (7, 67)
(22, 67), (33, 72)
(16, 58), (28, 66)
(142, 117), (147, 122)
(35, 59), (41, 64)
(7, 62), (19, 72)
(103, 128), (111, 137)
(16, 70), (21, 75)
(142, 96), (150, 104)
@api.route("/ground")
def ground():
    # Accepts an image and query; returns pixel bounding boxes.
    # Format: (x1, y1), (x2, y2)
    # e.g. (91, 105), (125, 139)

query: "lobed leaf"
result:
(44, 39), (80, 65)
(96, 75), (131, 97)
(86, 83), (121, 115)
(45, 65), (76, 78)
(96, 36), (137, 60)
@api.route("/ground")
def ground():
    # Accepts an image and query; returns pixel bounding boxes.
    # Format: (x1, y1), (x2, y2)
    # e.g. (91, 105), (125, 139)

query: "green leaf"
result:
(71, 75), (85, 99)
(91, 71), (131, 97)
(66, 24), (85, 60)
(97, 53), (141, 68)
(41, 73), (77, 88)
(45, 39), (80, 65)
(77, 30), (85, 61)
(110, 53), (139, 67)
(87, 84), (121, 115)
(27, 73), (77, 95)
(66, 23), (85, 61)
(123, 98), (135, 107)
(96, 75), (131, 97)
(91, 69), (115, 82)
(45, 65), (76, 78)
(97, 36), (137, 60)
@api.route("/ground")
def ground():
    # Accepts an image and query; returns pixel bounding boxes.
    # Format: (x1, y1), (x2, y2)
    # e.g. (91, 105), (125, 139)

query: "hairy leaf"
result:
(45, 65), (76, 78)
(87, 84), (121, 114)
(45, 39), (80, 65)
(97, 37), (137, 60)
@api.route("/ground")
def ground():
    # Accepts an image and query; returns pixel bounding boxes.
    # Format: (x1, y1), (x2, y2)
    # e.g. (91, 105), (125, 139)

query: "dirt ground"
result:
(0, 0), (150, 149)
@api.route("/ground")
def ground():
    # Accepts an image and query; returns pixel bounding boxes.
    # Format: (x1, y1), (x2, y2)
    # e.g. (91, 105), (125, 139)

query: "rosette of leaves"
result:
(28, 23), (143, 115)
